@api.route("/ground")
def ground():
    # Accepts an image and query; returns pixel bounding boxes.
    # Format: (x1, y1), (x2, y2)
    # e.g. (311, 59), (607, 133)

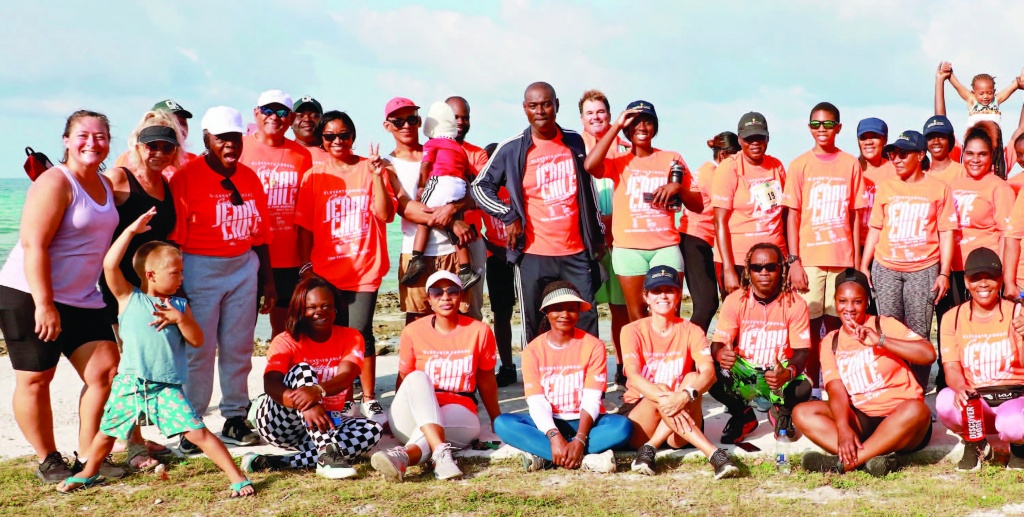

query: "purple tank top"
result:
(0, 166), (119, 308)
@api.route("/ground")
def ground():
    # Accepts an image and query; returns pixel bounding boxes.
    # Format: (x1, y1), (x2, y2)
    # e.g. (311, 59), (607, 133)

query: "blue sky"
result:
(2, 0), (1022, 178)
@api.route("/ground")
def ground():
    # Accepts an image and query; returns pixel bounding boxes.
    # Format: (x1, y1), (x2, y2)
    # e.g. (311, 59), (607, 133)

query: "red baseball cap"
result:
(385, 97), (419, 118)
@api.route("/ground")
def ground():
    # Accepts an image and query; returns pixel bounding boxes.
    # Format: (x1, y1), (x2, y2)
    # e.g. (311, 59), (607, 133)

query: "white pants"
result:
(387, 370), (480, 463)
(420, 176), (467, 207)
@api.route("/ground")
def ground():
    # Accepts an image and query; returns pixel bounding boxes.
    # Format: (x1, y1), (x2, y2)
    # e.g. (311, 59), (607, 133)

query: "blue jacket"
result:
(470, 124), (606, 264)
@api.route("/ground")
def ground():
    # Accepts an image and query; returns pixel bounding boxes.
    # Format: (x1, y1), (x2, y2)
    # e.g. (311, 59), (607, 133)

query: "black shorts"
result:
(486, 254), (516, 314)
(272, 267), (301, 309)
(852, 405), (932, 453)
(0, 285), (115, 372)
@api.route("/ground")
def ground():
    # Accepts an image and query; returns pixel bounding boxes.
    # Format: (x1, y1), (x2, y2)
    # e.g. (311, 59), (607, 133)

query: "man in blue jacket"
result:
(471, 82), (606, 345)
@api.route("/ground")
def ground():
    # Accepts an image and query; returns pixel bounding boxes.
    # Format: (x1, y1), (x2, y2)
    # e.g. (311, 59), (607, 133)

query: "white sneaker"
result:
(431, 443), (464, 480)
(360, 399), (388, 425)
(342, 400), (358, 417)
(581, 449), (616, 473)
(316, 445), (358, 480)
(370, 446), (409, 483)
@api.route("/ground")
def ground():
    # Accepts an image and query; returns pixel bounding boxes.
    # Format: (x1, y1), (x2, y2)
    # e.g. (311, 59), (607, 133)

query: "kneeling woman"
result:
(244, 277), (384, 479)
(494, 282), (632, 473)
(937, 248), (1024, 471)
(620, 266), (739, 479)
(371, 271), (501, 482)
(794, 269), (934, 477)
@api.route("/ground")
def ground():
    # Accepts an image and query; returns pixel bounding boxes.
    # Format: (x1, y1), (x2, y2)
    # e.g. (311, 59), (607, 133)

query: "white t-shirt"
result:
(387, 156), (455, 256)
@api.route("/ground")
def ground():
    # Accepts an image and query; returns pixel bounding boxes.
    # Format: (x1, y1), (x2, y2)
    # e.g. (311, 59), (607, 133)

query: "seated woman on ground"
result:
(370, 271), (501, 482)
(243, 277), (384, 480)
(493, 281), (632, 473)
(620, 266), (739, 479)
(936, 248), (1024, 471)
(793, 268), (934, 477)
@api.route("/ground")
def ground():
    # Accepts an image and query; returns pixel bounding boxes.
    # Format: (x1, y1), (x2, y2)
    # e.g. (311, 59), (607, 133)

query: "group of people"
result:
(4, 59), (1024, 494)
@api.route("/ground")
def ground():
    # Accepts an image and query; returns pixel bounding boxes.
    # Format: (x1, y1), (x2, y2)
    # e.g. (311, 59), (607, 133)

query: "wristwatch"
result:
(786, 255), (801, 265)
(314, 384), (327, 399)
(683, 387), (698, 402)
(545, 429), (560, 440)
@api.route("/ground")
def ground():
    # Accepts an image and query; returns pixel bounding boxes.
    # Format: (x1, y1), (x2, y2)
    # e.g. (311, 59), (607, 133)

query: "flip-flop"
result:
(126, 442), (162, 473)
(57, 474), (103, 494)
(229, 479), (256, 499)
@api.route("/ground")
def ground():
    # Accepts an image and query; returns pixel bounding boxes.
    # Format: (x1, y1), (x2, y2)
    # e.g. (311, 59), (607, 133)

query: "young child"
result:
(399, 101), (481, 290)
(939, 61), (1024, 127)
(57, 208), (255, 497)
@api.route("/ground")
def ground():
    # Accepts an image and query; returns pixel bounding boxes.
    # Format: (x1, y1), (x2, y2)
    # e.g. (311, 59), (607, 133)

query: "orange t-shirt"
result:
(782, 150), (867, 268)
(860, 160), (896, 246)
(264, 327), (365, 413)
(679, 160), (717, 247)
(711, 154), (788, 264)
(1007, 172), (1024, 195)
(940, 170), (1015, 271)
(521, 329), (608, 418)
(940, 301), (1024, 389)
(239, 135), (314, 268)
(168, 158), (269, 257)
(294, 160), (396, 292)
(581, 131), (630, 158)
(928, 162), (967, 184)
(1007, 191), (1024, 287)
(821, 316), (924, 417)
(304, 145), (330, 168)
(621, 318), (713, 404)
(521, 135), (584, 256)
(602, 150), (692, 250)
(712, 290), (811, 368)
(868, 175), (957, 272)
(461, 141), (490, 237)
(113, 150), (198, 181)
(398, 315), (497, 411)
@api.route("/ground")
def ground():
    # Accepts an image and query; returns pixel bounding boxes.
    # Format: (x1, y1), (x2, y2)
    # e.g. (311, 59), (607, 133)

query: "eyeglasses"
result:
(145, 141), (177, 154)
(427, 286), (462, 298)
(220, 178), (244, 206)
(259, 106), (291, 118)
(748, 263), (780, 273)
(808, 120), (838, 130)
(322, 132), (352, 142)
(387, 115), (421, 128)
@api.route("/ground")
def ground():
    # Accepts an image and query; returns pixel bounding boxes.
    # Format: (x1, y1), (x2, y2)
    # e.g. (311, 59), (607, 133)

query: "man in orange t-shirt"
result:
(290, 95), (329, 167)
(240, 90), (314, 338)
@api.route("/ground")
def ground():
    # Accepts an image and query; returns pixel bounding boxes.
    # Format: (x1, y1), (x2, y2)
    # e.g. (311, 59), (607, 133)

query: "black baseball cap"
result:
(294, 95), (323, 115)
(964, 248), (1002, 278)
(835, 267), (871, 294)
(138, 125), (179, 145)
(644, 266), (681, 290)
(737, 112), (769, 139)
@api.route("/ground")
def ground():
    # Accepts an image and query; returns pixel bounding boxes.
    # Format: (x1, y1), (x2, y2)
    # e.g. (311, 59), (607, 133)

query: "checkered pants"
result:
(253, 363), (383, 468)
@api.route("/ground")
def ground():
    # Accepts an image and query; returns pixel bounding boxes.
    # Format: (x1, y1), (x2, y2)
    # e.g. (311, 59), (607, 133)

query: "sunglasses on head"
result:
(427, 286), (462, 298)
(322, 132), (352, 142)
(388, 115), (421, 128)
(220, 178), (244, 206)
(748, 263), (780, 273)
(808, 120), (838, 130)
(259, 106), (291, 118)
(145, 141), (177, 154)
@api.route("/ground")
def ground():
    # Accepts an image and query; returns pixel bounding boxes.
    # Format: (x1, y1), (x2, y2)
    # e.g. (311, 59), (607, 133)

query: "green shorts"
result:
(611, 245), (684, 277)
(594, 253), (625, 305)
(99, 373), (205, 440)
(722, 356), (808, 411)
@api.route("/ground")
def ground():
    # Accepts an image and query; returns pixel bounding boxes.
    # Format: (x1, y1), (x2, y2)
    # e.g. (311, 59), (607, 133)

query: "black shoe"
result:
(721, 407), (758, 444)
(221, 416), (260, 446)
(801, 451), (844, 474)
(179, 435), (201, 455)
(614, 364), (627, 390)
(400, 255), (428, 286)
(630, 444), (657, 476)
(71, 453), (128, 479)
(316, 444), (357, 479)
(864, 452), (900, 477)
(957, 439), (991, 472)
(459, 268), (482, 291)
(496, 365), (517, 387)
(770, 405), (796, 440)
(710, 448), (740, 480)
(1009, 443), (1024, 470)
(35, 452), (72, 484)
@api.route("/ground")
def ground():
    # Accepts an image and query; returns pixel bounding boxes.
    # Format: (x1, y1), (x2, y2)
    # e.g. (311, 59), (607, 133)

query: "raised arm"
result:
(948, 69), (975, 104)
(935, 61), (952, 116)
(995, 68), (1024, 105)
(103, 208), (157, 303)
(368, 144), (396, 222)
(583, 108), (639, 177)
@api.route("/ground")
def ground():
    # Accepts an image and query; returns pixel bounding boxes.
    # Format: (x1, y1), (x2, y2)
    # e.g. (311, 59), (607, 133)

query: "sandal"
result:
(57, 474), (103, 494)
(229, 479), (256, 498)
(112, 439), (170, 455)
(127, 442), (162, 473)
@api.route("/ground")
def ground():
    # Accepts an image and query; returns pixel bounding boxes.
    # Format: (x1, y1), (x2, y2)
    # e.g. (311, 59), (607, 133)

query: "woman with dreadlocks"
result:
(709, 243), (813, 444)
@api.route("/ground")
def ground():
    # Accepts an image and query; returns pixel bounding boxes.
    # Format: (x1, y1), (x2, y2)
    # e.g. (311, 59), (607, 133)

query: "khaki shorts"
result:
(398, 252), (472, 314)
(799, 265), (843, 319)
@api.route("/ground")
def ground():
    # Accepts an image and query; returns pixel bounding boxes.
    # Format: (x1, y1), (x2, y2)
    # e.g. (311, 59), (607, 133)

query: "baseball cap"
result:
(138, 126), (179, 145)
(626, 100), (658, 121)
(540, 284), (592, 313)
(644, 266), (681, 291)
(152, 99), (193, 119)
(964, 248), (1002, 278)
(425, 270), (462, 289)
(294, 95), (323, 115)
(834, 268), (871, 294)
(923, 115), (955, 136)
(256, 90), (293, 110)
(201, 106), (245, 135)
(882, 130), (926, 155)
(737, 112), (769, 139)
(856, 117), (888, 138)
(385, 97), (419, 118)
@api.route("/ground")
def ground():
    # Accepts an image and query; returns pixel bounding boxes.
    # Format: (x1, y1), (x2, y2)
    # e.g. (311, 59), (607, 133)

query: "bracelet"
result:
(574, 434), (588, 447)
(787, 366), (797, 380)
(545, 429), (560, 440)
(299, 262), (314, 275)
(876, 334), (887, 349)
(938, 273), (949, 279)
(314, 384), (327, 399)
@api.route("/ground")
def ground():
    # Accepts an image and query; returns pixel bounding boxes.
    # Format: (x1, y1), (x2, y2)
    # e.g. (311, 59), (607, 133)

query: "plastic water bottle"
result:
(776, 429), (791, 474)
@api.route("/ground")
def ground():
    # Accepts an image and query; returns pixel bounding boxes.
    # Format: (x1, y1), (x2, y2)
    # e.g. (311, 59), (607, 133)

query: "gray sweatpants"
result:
(182, 251), (259, 419)
(870, 261), (938, 391)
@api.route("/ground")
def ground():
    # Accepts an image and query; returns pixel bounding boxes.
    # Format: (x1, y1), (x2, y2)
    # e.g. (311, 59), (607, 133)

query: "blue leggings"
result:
(493, 413), (631, 461)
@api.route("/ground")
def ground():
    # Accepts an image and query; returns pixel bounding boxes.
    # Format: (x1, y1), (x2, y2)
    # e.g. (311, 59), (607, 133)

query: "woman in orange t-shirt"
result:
(855, 118), (895, 250)
(295, 111), (396, 424)
(583, 100), (703, 323)
(794, 269), (934, 477)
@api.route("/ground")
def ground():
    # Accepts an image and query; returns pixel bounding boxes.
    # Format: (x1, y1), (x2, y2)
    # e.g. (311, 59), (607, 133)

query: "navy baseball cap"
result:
(626, 100), (657, 121)
(923, 115), (955, 136)
(644, 266), (681, 290)
(856, 118), (888, 138)
(883, 130), (926, 155)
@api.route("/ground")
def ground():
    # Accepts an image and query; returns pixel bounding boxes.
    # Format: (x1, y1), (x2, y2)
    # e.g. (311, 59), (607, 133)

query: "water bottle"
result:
(776, 429), (792, 474)
(962, 393), (985, 442)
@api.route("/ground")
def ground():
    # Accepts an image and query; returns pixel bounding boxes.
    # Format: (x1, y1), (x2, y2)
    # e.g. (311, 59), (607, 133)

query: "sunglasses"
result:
(808, 120), (839, 130)
(748, 263), (780, 273)
(259, 106), (291, 118)
(388, 115), (421, 128)
(322, 132), (353, 142)
(887, 149), (916, 160)
(145, 141), (177, 154)
(427, 286), (462, 298)
(220, 178), (244, 206)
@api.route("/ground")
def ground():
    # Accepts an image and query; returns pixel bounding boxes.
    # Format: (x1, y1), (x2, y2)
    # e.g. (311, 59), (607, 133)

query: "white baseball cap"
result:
(425, 270), (462, 289)
(256, 89), (293, 110)
(201, 106), (245, 135)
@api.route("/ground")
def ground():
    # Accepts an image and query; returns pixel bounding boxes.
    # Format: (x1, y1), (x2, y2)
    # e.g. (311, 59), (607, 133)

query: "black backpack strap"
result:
(831, 330), (839, 355)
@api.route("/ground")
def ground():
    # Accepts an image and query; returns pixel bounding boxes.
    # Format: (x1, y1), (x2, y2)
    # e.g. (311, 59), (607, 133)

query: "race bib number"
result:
(750, 180), (781, 211)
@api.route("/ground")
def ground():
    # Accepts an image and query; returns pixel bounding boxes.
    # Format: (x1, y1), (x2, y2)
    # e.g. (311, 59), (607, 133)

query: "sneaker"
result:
(1009, 444), (1024, 470)
(317, 444), (358, 480)
(581, 449), (616, 474)
(242, 453), (288, 473)
(956, 439), (991, 472)
(614, 364), (627, 390)
(721, 407), (758, 444)
(769, 405), (796, 440)
(179, 435), (201, 455)
(370, 446), (409, 482)
(801, 451), (844, 474)
(342, 400), (357, 417)
(35, 452), (72, 484)
(221, 416), (260, 446)
(710, 448), (740, 480)
(360, 399), (388, 425)
(71, 453), (128, 479)
(496, 364), (518, 388)
(864, 452), (899, 478)
(630, 444), (657, 476)
(459, 268), (482, 291)
(521, 452), (550, 472)
(399, 255), (428, 286)
(431, 443), (464, 480)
